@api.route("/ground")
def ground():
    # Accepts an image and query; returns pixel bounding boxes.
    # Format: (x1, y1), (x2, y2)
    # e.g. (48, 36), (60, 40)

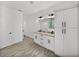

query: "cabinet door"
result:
(55, 10), (63, 28)
(39, 35), (45, 46)
(40, 35), (55, 52)
(55, 28), (64, 56)
(62, 7), (78, 28)
(43, 36), (54, 51)
(63, 29), (78, 57)
(34, 34), (40, 44)
(48, 37), (55, 52)
(55, 11), (64, 56)
(41, 36), (49, 48)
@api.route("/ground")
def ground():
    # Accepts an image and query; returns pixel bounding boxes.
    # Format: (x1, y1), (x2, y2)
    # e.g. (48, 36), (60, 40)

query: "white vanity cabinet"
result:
(34, 32), (55, 52)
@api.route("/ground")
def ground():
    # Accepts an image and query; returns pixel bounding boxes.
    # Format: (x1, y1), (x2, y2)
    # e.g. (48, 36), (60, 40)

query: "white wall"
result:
(0, 3), (23, 48)
(24, 7), (54, 38)
(0, 3), (8, 48)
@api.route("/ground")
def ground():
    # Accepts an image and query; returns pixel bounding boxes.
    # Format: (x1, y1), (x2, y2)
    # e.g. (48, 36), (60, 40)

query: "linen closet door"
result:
(62, 7), (78, 57)
(55, 11), (64, 56)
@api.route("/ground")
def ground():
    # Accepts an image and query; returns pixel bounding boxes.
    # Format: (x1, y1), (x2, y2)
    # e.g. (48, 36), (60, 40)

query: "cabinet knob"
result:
(48, 39), (50, 44)
(62, 22), (64, 27)
(62, 21), (66, 28)
(9, 32), (12, 34)
(35, 36), (37, 39)
(63, 28), (66, 34)
(40, 38), (43, 40)
(63, 22), (66, 27)
(62, 29), (64, 34)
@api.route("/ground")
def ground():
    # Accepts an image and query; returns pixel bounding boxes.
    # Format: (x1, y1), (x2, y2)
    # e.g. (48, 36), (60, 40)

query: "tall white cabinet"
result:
(55, 6), (79, 56)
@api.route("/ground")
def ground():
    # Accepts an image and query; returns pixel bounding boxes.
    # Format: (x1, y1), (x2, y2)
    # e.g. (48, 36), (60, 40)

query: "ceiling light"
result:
(29, 1), (34, 4)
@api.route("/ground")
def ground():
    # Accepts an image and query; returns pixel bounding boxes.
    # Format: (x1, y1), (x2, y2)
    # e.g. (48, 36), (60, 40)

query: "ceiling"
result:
(1, 1), (78, 15)
(4, 1), (62, 15)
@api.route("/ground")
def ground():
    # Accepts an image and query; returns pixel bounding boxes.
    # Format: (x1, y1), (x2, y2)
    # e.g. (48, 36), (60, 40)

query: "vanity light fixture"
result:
(38, 16), (43, 18)
(48, 13), (54, 16)
(50, 13), (54, 16)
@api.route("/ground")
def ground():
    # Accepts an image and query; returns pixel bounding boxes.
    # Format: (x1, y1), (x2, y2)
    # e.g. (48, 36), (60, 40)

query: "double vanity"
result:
(34, 32), (55, 52)
(33, 15), (55, 53)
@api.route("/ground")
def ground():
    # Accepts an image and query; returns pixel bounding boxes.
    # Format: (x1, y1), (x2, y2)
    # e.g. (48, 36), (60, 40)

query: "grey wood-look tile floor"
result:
(0, 37), (58, 57)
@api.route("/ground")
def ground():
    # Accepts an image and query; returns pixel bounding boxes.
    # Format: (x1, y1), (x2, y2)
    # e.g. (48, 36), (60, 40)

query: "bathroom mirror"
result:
(39, 17), (55, 33)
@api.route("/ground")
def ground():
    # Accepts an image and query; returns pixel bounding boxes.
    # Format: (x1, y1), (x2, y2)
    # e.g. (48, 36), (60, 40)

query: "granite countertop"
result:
(34, 32), (55, 37)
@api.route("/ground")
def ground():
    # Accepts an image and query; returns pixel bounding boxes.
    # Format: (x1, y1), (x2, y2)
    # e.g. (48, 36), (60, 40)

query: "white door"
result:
(16, 11), (23, 41)
(63, 28), (78, 57)
(55, 28), (64, 56)
(55, 11), (64, 56)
